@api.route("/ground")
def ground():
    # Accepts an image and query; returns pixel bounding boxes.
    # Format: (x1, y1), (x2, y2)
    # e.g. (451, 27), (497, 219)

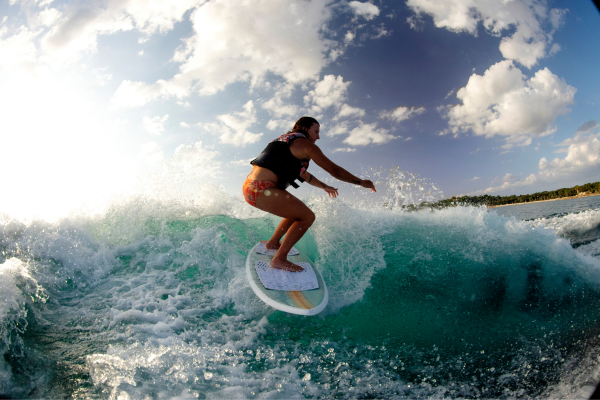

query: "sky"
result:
(1, 0), (599, 219)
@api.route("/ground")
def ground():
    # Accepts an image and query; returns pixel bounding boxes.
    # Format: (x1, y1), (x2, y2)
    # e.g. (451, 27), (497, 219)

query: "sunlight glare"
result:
(0, 68), (136, 221)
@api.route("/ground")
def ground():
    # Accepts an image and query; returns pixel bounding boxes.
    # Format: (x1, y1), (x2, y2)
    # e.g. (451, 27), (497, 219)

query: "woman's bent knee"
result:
(304, 211), (316, 225)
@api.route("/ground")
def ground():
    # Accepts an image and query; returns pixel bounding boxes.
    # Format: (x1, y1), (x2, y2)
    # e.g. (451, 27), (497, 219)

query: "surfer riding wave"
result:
(244, 116), (376, 272)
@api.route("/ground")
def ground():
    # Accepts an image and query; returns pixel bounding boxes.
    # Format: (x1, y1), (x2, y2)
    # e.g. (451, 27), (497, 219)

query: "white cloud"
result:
(470, 176), (480, 181)
(231, 158), (255, 166)
(345, 30), (356, 43)
(180, 122), (190, 128)
(121, 0), (206, 35)
(11, 0), (54, 7)
(576, 120), (599, 134)
(302, 75), (365, 122)
(549, 43), (561, 56)
(1, 1), (203, 69)
(143, 114), (169, 135)
(332, 147), (357, 153)
(480, 173), (537, 194)
(40, 0), (202, 65)
(478, 131), (600, 195)
(199, 101), (262, 146)
(328, 122), (349, 137)
(114, 0), (335, 107)
(539, 132), (600, 179)
(266, 118), (296, 132)
(111, 77), (190, 108)
(32, 7), (62, 28)
(499, 135), (534, 150)
(344, 122), (396, 146)
(0, 26), (38, 71)
(261, 83), (300, 119)
(380, 106), (425, 123)
(348, 1), (380, 21)
(549, 8), (567, 30)
(41, 8), (134, 65)
(406, 0), (567, 68)
(440, 60), (575, 147)
(335, 103), (366, 120)
(304, 75), (350, 115)
(372, 23), (391, 38)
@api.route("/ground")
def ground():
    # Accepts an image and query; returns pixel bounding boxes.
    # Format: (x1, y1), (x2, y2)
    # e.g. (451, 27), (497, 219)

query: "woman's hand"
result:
(358, 179), (377, 192)
(323, 185), (339, 198)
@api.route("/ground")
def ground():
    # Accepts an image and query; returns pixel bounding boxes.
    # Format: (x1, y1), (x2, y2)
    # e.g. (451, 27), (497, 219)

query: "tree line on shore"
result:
(432, 182), (600, 207)
(415, 181), (600, 209)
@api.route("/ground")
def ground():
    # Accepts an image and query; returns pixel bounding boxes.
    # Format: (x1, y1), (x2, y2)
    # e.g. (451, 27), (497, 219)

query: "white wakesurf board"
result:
(246, 241), (328, 316)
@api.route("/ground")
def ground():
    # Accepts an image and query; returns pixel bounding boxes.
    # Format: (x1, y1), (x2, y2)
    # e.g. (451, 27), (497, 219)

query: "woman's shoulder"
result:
(273, 131), (308, 143)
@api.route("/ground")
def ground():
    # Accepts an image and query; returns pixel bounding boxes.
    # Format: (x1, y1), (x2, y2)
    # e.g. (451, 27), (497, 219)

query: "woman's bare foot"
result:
(262, 240), (282, 250)
(271, 257), (303, 272)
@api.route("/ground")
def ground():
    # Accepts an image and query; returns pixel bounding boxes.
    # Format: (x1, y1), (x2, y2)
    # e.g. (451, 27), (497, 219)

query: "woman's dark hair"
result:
(291, 116), (319, 135)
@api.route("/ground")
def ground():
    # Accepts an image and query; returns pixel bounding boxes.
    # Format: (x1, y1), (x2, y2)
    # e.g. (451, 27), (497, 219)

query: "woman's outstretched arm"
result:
(294, 141), (376, 192)
(300, 171), (339, 198)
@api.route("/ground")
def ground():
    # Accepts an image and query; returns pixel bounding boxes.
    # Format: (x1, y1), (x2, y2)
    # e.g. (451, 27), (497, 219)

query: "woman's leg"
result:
(265, 218), (295, 250)
(255, 188), (315, 271)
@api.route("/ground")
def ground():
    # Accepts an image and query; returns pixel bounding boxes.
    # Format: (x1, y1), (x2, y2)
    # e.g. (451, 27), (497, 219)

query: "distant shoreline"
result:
(487, 192), (600, 209)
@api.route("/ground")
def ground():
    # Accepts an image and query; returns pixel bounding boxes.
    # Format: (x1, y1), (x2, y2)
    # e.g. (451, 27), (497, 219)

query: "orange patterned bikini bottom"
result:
(243, 178), (278, 207)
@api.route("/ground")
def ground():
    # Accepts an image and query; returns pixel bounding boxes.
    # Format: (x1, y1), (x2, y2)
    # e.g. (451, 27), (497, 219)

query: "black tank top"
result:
(250, 132), (310, 189)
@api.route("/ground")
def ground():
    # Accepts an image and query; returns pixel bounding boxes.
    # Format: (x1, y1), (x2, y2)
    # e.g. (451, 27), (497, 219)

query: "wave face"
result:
(1, 182), (600, 398)
(526, 207), (600, 256)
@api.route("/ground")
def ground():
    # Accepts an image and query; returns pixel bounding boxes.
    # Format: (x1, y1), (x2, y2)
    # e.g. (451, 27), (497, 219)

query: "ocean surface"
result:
(2, 172), (600, 399)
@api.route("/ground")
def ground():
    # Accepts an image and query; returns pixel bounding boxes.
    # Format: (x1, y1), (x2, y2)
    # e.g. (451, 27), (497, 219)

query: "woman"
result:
(243, 116), (376, 272)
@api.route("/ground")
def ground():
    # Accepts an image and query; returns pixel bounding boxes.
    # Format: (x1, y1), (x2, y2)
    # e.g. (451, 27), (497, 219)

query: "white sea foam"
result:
(0, 219), (118, 290)
(527, 208), (600, 239)
(525, 208), (600, 258)
(373, 167), (445, 208)
(0, 258), (45, 394)
(308, 197), (389, 312)
(577, 240), (600, 257)
(3, 167), (600, 398)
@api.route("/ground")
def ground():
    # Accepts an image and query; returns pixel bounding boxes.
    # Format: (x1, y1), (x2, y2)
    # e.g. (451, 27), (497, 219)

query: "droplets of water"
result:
(371, 167), (445, 209)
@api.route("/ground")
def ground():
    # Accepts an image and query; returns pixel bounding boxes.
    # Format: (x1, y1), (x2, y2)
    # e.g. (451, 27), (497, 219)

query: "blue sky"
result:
(1, 0), (599, 219)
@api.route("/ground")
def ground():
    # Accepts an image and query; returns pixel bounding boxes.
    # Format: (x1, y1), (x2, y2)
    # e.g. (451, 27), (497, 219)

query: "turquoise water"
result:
(2, 182), (600, 398)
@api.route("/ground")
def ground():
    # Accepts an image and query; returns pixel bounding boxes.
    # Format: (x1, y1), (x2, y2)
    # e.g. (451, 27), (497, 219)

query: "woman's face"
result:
(306, 123), (320, 143)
